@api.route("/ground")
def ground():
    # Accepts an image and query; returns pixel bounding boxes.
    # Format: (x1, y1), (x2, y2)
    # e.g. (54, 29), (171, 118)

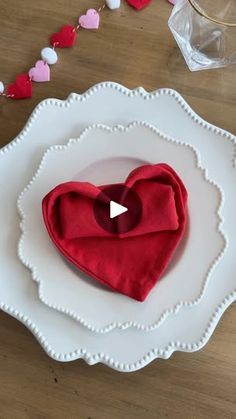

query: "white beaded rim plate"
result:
(17, 121), (226, 333)
(0, 83), (235, 371)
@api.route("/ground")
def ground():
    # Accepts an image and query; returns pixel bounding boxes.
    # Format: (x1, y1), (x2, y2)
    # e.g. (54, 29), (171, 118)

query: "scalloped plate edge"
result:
(17, 121), (227, 333)
(0, 82), (235, 371)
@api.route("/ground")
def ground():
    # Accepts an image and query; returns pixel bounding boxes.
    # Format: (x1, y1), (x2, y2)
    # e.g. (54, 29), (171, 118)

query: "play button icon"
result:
(110, 200), (128, 219)
(94, 184), (142, 235)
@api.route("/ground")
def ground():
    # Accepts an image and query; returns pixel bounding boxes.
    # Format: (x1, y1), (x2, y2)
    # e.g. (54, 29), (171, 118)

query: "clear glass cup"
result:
(168, 0), (236, 71)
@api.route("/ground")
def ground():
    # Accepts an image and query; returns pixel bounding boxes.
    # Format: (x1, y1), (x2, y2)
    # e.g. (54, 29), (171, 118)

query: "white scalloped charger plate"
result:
(18, 122), (225, 333)
(0, 83), (236, 371)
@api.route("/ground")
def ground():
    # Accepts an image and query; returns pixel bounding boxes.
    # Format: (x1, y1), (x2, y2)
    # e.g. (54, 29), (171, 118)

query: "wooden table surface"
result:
(0, 1), (236, 418)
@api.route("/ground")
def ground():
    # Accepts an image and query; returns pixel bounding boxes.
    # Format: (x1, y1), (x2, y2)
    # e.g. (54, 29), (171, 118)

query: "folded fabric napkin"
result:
(42, 164), (187, 301)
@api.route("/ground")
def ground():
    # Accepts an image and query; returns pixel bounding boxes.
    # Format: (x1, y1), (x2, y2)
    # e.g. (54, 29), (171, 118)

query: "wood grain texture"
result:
(0, 1), (236, 418)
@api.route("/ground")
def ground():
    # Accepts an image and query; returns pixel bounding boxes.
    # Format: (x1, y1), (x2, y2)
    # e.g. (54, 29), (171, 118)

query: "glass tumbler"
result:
(168, 0), (236, 71)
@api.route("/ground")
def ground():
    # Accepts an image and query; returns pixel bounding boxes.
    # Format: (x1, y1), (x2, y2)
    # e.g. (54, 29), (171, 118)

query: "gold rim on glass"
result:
(188, 0), (236, 27)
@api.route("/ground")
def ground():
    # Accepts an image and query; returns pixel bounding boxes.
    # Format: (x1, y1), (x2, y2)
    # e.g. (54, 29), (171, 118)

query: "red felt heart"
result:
(126, 0), (152, 10)
(50, 25), (76, 48)
(42, 164), (187, 302)
(7, 74), (32, 99)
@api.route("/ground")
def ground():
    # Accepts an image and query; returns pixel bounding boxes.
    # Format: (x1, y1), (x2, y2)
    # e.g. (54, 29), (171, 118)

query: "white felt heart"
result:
(106, 0), (121, 10)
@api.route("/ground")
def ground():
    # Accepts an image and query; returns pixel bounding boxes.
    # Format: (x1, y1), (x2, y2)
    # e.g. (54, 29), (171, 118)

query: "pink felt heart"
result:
(79, 9), (100, 30)
(28, 60), (50, 83)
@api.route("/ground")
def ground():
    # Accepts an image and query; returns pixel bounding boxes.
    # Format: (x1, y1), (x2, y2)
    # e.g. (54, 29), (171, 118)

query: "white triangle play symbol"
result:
(110, 200), (128, 219)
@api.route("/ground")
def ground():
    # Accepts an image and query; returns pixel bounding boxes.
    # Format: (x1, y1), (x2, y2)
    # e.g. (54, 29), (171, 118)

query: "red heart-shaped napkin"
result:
(126, 0), (152, 10)
(42, 164), (187, 301)
(50, 25), (76, 48)
(7, 74), (32, 99)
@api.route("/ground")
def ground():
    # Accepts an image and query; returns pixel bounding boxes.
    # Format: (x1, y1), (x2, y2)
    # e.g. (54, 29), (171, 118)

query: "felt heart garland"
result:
(0, 1), (175, 99)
